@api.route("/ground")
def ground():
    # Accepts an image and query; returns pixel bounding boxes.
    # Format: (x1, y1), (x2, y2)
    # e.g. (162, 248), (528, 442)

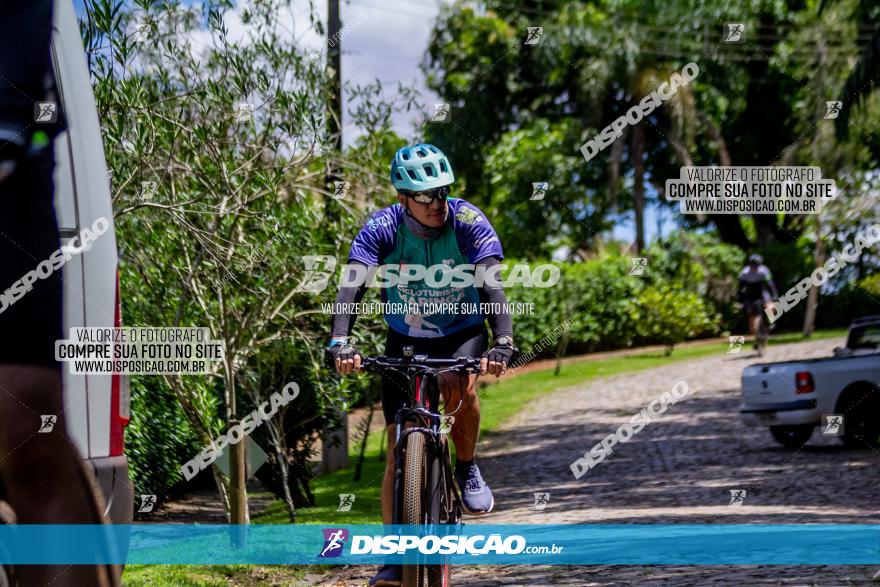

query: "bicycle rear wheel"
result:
(756, 319), (769, 356)
(402, 431), (427, 587)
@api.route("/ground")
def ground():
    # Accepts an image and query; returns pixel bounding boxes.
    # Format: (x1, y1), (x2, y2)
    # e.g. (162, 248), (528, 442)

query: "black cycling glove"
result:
(324, 339), (360, 369)
(483, 342), (515, 365)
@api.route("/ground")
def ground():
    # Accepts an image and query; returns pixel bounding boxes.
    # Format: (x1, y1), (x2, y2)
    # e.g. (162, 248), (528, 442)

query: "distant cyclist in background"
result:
(737, 254), (779, 354)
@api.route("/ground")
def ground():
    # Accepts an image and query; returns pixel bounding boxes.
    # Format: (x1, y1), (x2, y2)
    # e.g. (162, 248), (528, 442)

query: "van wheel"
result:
(838, 387), (880, 448)
(770, 425), (813, 448)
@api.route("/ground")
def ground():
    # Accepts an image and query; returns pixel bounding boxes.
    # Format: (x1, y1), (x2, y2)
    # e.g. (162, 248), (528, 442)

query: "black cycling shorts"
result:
(380, 324), (488, 426)
(744, 299), (765, 317)
(0, 150), (63, 368)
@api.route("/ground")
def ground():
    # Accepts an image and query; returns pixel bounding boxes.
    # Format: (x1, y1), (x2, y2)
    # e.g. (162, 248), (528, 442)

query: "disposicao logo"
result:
(319, 528), (349, 558)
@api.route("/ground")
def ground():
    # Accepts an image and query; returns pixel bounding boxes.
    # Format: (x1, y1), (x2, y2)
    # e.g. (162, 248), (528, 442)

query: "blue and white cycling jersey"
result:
(348, 198), (504, 338)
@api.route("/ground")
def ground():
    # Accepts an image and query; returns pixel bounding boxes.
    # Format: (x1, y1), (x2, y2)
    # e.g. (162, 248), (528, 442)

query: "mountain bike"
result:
(360, 347), (483, 587)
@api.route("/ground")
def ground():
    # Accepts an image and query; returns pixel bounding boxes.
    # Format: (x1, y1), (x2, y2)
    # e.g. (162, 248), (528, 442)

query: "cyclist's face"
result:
(398, 192), (448, 227)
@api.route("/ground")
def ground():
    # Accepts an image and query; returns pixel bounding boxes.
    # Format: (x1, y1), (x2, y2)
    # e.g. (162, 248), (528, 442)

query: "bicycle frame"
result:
(360, 351), (481, 527)
(359, 348), (514, 587)
(391, 369), (453, 526)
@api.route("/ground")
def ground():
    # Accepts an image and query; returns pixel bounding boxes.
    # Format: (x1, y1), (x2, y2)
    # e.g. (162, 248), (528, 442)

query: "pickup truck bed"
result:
(740, 326), (880, 449)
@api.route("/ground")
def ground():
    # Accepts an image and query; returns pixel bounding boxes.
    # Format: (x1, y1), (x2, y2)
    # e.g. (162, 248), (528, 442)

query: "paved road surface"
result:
(317, 338), (880, 586)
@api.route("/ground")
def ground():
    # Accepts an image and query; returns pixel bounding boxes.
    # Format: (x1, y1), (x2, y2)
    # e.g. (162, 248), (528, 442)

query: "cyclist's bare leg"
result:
(439, 373), (479, 461)
(0, 365), (119, 587)
(748, 313), (761, 337)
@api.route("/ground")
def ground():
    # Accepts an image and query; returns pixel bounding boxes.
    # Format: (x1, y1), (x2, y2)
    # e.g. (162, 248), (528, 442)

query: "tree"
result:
(82, 0), (355, 521)
(630, 284), (719, 355)
(828, 0), (880, 139)
(423, 0), (878, 258)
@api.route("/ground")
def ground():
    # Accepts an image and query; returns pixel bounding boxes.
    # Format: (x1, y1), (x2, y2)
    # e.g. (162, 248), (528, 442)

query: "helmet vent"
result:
(395, 171), (403, 180)
(416, 148), (427, 158)
(423, 164), (434, 177)
(402, 152), (410, 160)
(406, 169), (418, 180)
(440, 161), (447, 173)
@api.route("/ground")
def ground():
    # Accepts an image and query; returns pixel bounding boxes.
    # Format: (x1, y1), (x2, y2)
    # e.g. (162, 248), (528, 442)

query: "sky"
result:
(73, 0), (675, 245)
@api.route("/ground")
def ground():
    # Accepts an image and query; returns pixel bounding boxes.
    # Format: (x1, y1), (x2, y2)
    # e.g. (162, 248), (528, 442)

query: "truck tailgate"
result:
(741, 362), (803, 405)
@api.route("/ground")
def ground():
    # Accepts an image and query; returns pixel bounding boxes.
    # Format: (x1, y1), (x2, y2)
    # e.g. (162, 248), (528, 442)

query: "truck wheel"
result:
(770, 425), (813, 448)
(839, 387), (880, 448)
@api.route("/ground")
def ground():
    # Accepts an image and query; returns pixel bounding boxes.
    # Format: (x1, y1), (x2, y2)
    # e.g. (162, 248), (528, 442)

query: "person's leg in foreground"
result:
(0, 3), (120, 584)
(440, 372), (494, 514)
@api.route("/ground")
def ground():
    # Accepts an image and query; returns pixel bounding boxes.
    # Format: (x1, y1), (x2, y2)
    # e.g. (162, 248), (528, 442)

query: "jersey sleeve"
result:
(761, 265), (779, 297)
(348, 207), (398, 266)
(452, 200), (504, 263)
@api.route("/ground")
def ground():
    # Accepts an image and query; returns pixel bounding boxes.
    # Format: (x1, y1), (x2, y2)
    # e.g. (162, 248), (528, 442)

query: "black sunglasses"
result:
(403, 185), (450, 204)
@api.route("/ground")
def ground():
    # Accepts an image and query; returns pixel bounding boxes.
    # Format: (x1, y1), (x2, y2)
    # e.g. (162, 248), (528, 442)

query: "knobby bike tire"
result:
(402, 431), (427, 587)
(427, 436), (452, 587)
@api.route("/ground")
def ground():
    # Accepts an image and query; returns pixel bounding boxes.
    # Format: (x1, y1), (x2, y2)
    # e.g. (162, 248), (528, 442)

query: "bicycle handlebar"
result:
(359, 355), (483, 374)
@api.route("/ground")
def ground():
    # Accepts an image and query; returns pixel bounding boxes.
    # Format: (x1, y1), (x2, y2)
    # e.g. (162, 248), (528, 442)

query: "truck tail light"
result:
(795, 371), (815, 394)
(110, 269), (130, 456)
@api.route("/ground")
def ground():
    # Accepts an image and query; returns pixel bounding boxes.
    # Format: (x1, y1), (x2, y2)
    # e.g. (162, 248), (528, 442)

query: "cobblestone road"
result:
(322, 338), (880, 586)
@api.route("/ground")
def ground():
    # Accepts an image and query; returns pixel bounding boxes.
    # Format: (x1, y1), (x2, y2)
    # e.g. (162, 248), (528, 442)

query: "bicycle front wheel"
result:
(402, 431), (427, 587)
(426, 438), (452, 587)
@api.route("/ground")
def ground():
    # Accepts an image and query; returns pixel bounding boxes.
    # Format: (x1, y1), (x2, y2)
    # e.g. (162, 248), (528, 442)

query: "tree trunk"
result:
(803, 236), (826, 336)
(276, 446), (296, 523)
(163, 374), (234, 518)
(632, 124), (646, 253)
(224, 367), (249, 524)
(322, 408), (349, 474)
(229, 429), (248, 543)
(210, 464), (231, 521)
(554, 332), (570, 376)
(608, 126), (629, 212)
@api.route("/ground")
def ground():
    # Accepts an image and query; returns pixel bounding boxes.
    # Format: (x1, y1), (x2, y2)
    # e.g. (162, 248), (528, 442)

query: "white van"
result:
(50, 0), (134, 524)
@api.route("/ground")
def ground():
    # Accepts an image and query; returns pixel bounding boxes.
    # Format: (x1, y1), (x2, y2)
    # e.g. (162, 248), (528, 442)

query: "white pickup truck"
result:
(740, 316), (880, 448)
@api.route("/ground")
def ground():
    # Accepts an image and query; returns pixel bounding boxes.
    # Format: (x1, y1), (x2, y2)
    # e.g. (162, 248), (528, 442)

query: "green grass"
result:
(475, 328), (845, 437)
(122, 564), (310, 586)
(766, 328), (846, 346)
(124, 329), (846, 585)
(277, 328), (848, 525)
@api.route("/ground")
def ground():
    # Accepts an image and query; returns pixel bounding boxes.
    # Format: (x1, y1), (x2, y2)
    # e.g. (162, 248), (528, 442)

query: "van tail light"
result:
(795, 372), (815, 394)
(110, 269), (130, 456)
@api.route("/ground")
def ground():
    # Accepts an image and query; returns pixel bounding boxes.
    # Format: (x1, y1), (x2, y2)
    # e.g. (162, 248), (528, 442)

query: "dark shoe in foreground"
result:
(369, 564), (402, 587)
(455, 461), (494, 514)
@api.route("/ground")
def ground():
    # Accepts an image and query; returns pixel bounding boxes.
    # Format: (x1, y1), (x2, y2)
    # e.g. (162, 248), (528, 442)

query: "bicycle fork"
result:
(392, 374), (431, 525)
(392, 374), (460, 525)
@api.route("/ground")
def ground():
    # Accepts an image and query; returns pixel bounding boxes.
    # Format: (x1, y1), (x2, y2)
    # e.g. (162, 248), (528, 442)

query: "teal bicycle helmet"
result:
(390, 143), (455, 192)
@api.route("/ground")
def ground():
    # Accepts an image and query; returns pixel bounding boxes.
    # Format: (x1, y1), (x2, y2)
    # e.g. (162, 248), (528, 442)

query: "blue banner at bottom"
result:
(0, 524), (876, 565)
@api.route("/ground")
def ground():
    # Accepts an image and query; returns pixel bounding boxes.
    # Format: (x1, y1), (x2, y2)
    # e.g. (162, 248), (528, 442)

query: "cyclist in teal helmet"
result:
(325, 143), (515, 586)
(389, 142), (455, 192)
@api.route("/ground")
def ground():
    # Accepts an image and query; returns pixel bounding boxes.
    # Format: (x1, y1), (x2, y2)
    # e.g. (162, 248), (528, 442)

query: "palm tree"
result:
(823, 0), (880, 138)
